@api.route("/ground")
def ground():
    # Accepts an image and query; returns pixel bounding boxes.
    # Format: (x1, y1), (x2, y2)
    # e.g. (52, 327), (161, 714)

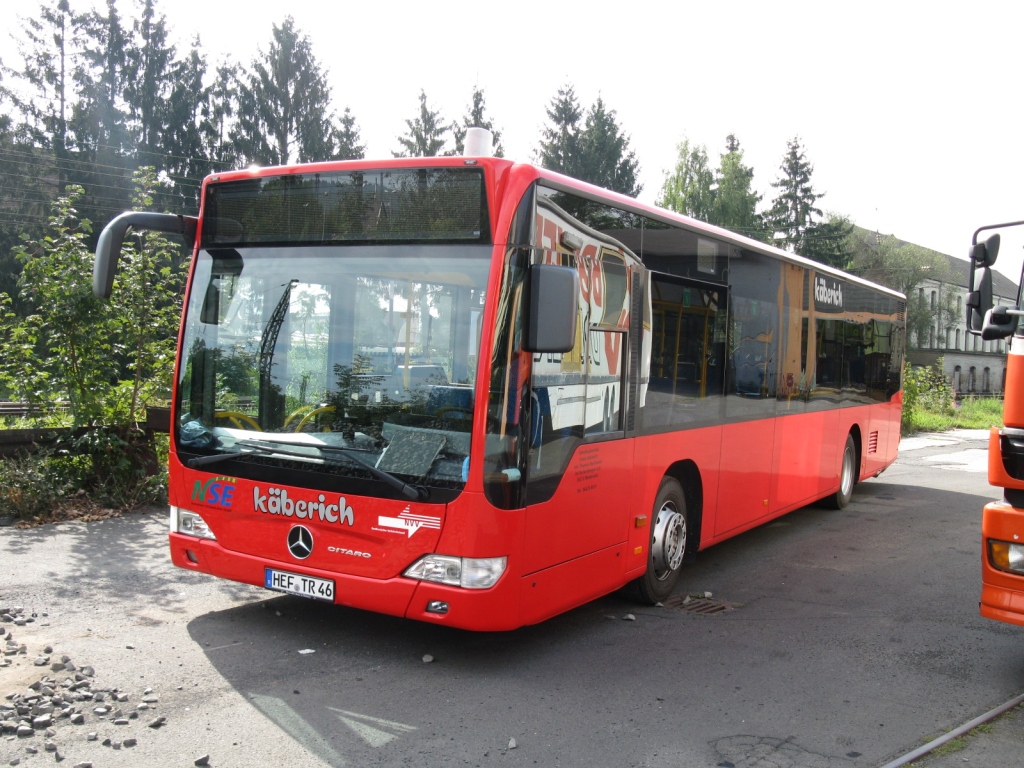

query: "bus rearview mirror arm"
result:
(93, 212), (198, 299)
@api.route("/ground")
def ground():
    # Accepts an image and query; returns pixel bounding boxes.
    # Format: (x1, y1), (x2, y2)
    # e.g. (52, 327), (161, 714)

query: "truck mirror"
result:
(970, 233), (1001, 267)
(524, 264), (579, 353)
(982, 306), (1019, 341)
(967, 264), (993, 333)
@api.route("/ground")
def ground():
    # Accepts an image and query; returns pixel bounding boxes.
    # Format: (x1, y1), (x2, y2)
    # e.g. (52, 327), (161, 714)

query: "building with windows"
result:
(901, 250), (1016, 396)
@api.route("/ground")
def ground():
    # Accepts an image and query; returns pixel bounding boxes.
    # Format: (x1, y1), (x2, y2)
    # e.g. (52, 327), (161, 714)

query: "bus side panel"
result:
(980, 501), (1024, 627)
(518, 543), (628, 627)
(861, 400), (900, 478)
(772, 411), (830, 511)
(629, 425), (723, 556)
(521, 439), (635, 576)
(885, 397), (903, 467)
(716, 419), (776, 536)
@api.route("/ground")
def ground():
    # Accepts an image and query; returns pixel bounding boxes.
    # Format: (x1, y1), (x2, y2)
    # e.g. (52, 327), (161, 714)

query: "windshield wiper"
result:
(186, 439), (428, 501)
(185, 443), (273, 468)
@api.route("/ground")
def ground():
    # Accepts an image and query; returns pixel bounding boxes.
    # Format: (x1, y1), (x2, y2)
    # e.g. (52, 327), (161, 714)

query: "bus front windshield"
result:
(175, 244), (490, 495)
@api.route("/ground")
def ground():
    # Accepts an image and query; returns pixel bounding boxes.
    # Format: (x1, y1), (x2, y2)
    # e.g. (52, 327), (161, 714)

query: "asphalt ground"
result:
(2, 428), (1023, 767)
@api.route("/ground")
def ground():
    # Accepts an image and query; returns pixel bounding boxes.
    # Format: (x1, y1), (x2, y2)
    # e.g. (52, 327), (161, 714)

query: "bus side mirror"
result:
(982, 306), (1019, 340)
(93, 212), (197, 298)
(524, 264), (579, 353)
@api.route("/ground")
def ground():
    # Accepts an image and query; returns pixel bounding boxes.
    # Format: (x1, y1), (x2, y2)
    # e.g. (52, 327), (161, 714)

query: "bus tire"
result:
(825, 434), (857, 510)
(626, 477), (688, 604)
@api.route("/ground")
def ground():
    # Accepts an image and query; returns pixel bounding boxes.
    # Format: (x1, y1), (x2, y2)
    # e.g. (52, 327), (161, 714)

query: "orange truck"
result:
(966, 221), (1024, 624)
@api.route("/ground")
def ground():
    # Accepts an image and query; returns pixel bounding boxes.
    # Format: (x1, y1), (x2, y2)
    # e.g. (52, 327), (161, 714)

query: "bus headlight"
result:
(175, 507), (217, 540)
(989, 539), (1024, 574)
(404, 555), (507, 589)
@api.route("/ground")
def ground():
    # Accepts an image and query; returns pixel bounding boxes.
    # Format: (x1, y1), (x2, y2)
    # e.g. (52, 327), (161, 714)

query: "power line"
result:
(0, 147), (207, 187)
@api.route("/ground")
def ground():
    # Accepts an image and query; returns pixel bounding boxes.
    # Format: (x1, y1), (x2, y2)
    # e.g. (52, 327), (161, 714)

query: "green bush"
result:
(902, 357), (1004, 433)
(0, 170), (184, 516)
(0, 448), (79, 519)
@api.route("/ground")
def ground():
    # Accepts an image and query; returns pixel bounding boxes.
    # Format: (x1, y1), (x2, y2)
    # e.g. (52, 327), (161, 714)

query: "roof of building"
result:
(849, 226), (1019, 299)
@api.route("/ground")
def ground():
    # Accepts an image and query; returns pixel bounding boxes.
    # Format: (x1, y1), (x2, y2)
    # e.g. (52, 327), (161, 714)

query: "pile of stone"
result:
(1, 642), (167, 767)
(0, 606), (39, 631)
(1, 626), (27, 668)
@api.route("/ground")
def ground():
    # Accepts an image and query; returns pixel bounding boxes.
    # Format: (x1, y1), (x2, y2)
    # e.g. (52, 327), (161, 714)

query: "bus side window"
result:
(646, 273), (725, 430)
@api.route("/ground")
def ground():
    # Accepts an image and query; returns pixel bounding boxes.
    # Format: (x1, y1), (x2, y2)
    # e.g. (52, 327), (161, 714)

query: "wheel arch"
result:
(663, 460), (703, 556)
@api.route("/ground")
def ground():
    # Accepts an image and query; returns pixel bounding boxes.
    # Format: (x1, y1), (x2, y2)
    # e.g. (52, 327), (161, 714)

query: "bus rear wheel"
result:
(626, 477), (688, 604)
(825, 434), (857, 509)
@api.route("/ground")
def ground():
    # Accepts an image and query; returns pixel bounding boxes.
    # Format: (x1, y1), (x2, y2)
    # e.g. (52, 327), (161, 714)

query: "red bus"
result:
(963, 222), (1024, 625)
(94, 138), (906, 630)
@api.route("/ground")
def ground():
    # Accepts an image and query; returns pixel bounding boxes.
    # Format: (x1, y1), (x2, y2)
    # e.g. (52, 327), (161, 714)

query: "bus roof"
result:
(202, 156), (905, 303)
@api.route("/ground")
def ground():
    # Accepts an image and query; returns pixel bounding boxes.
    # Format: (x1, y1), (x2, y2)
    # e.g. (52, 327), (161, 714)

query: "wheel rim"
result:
(841, 445), (855, 498)
(652, 501), (686, 581)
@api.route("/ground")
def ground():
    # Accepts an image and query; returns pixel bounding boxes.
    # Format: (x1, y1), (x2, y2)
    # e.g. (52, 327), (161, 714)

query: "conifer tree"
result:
(73, 0), (132, 156)
(394, 90), (449, 157)
(767, 136), (822, 251)
(206, 60), (238, 166)
(536, 84), (583, 177)
(160, 43), (215, 212)
(3, 0), (74, 183)
(802, 214), (855, 269)
(70, 0), (136, 229)
(123, 0), (176, 163)
(577, 97), (641, 197)
(231, 17), (339, 165)
(333, 107), (365, 160)
(537, 87), (641, 196)
(453, 86), (504, 157)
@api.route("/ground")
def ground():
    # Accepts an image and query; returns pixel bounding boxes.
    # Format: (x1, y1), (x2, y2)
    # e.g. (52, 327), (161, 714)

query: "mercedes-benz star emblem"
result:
(287, 525), (313, 560)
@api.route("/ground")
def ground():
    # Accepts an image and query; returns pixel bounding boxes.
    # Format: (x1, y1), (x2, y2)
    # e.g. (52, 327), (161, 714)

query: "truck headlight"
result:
(989, 539), (1024, 574)
(404, 555), (507, 589)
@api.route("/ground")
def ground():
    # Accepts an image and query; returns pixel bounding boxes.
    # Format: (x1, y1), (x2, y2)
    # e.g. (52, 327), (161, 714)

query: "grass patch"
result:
(929, 734), (968, 756)
(907, 706), (1017, 766)
(905, 395), (1003, 433)
(902, 358), (1004, 434)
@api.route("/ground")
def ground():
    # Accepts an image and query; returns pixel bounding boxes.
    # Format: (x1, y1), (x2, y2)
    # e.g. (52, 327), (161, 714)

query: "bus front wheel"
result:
(626, 477), (688, 604)
(825, 434), (857, 510)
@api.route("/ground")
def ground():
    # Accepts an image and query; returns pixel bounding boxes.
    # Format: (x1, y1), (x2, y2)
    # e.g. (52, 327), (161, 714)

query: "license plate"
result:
(264, 568), (335, 602)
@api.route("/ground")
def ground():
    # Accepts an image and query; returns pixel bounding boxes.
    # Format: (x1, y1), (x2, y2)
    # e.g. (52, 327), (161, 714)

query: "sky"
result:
(2, 0), (1024, 283)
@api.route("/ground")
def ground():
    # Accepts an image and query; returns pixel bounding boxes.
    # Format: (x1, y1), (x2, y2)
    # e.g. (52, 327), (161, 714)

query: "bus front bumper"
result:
(169, 532), (523, 631)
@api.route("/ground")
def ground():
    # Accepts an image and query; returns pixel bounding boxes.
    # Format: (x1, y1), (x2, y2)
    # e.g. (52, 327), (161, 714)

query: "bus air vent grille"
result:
(868, 431), (879, 454)
(664, 595), (738, 615)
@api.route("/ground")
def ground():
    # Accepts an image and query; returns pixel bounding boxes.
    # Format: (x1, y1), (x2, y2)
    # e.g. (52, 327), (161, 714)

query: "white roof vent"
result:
(463, 127), (493, 158)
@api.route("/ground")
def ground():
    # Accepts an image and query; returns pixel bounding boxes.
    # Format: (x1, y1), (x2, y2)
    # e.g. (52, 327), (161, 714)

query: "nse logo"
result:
(191, 476), (236, 507)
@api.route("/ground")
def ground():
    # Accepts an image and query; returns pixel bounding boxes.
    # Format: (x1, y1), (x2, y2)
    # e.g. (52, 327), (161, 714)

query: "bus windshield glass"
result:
(175, 243), (490, 495)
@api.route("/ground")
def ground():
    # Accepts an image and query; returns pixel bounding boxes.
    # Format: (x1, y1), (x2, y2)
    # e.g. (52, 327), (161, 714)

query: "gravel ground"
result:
(0, 507), (330, 768)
